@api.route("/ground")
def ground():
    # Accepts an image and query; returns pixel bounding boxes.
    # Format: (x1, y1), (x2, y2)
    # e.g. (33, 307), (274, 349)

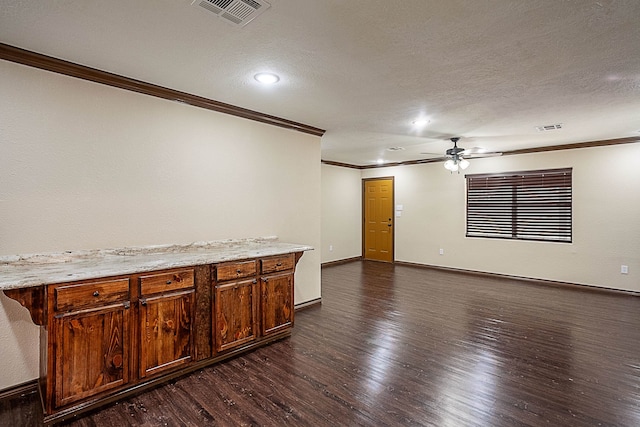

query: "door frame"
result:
(362, 176), (395, 263)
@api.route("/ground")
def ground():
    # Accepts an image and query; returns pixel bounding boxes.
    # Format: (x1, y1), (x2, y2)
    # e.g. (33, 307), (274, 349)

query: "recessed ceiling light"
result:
(412, 118), (430, 127)
(254, 73), (280, 84)
(376, 159), (385, 165)
(387, 146), (405, 151)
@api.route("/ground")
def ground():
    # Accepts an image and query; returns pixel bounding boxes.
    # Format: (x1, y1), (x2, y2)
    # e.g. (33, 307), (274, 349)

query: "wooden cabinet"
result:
(260, 255), (295, 336)
(49, 278), (131, 409)
(48, 269), (197, 412)
(214, 261), (258, 353)
(139, 269), (195, 378)
(213, 255), (295, 349)
(5, 248), (305, 424)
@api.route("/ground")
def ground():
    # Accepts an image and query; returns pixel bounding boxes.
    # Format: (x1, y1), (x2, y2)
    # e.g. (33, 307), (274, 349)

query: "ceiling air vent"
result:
(535, 123), (563, 132)
(193, 0), (270, 26)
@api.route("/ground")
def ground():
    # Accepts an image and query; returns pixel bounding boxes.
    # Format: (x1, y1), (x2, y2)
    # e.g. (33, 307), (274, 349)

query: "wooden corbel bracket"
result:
(3, 287), (46, 326)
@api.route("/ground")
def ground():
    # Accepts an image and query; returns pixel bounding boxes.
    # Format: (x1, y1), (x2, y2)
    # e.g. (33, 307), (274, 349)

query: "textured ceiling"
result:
(1, 0), (639, 166)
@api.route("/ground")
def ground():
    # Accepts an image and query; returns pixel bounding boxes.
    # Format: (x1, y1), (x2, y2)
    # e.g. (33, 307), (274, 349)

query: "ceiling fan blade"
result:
(462, 152), (503, 158)
(461, 146), (488, 154)
(415, 156), (449, 163)
(461, 146), (502, 158)
(419, 139), (501, 163)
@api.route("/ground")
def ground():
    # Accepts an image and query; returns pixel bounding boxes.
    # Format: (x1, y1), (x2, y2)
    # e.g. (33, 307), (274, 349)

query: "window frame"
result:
(465, 168), (572, 243)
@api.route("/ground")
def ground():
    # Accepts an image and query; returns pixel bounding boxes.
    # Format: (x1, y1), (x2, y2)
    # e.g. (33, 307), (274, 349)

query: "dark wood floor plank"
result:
(0, 387), (41, 426)
(3, 260), (640, 426)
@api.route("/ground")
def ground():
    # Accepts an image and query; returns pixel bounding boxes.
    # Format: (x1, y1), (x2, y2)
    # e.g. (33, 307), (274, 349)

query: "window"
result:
(466, 168), (572, 243)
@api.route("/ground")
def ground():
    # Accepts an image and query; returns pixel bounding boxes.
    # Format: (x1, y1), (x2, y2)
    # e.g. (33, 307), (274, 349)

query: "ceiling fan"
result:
(424, 137), (502, 173)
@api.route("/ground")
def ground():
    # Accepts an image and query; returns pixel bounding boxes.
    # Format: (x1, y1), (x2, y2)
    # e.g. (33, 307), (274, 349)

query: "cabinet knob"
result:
(93, 291), (100, 297)
(252, 279), (257, 284)
(166, 280), (172, 285)
(276, 263), (282, 267)
(141, 299), (147, 306)
(236, 269), (242, 274)
(263, 278), (269, 283)
(123, 301), (131, 309)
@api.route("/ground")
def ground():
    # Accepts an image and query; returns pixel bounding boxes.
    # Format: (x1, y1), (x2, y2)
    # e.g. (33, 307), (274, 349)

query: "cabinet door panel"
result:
(54, 304), (129, 408)
(261, 272), (294, 336)
(139, 290), (194, 378)
(215, 279), (257, 352)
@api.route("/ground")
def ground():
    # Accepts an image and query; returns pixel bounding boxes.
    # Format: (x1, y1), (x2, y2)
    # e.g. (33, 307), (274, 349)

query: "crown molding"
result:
(0, 43), (325, 137)
(321, 136), (640, 169)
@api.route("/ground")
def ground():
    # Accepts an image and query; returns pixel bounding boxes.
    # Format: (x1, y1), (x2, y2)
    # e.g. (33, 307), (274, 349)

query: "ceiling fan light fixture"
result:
(444, 159), (457, 171)
(459, 158), (470, 170)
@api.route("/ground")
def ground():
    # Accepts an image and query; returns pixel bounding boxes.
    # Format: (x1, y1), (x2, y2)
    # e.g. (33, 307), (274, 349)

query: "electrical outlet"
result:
(621, 265), (628, 274)
(329, 245), (333, 252)
(439, 248), (444, 255)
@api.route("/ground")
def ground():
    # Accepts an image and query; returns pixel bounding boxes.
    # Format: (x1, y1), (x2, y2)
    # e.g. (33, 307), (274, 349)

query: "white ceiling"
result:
(1, 0), (639, 166)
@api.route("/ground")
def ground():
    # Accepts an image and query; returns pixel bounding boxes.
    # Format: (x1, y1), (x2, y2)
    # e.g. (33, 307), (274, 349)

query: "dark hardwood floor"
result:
(3, 261), (640, 426)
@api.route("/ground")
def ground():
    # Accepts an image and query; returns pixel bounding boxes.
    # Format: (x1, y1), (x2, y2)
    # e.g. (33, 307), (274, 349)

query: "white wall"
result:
(360, 143), (640, 291)
(321, 164), (362, 263)
(0, 60), (321, 389)
(322, 143), (640, 292)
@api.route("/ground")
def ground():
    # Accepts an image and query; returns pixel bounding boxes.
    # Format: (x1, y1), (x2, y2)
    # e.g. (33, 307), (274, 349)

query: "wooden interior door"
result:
(363, 177), (394, 262)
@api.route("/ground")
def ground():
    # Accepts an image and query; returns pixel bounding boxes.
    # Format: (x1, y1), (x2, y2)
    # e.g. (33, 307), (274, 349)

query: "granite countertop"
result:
(0, 237), (313, 290)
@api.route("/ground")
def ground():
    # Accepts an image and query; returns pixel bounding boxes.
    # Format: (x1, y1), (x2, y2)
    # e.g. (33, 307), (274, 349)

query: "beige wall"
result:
(323, 143), (640, 292)
(0, 60), (321, 389)
(321, 164), (362, 262)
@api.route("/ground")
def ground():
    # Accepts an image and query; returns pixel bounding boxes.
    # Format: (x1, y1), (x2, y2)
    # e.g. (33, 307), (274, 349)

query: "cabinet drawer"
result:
(139, 269), (194, 296)
(260, 254), (294, 274)
(216, 261), (257, 282)
(55, 278), (130, 312)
